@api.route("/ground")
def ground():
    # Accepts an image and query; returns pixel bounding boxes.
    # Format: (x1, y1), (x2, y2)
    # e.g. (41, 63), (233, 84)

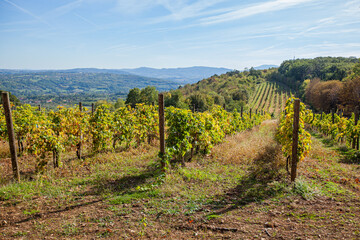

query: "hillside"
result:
(169, 57), (359, 114)
(0, 66), (232, 85)
(247, 81), (292, 116)
(122, 66), (232, 83)
(171, 68), (278, 112)
(0, 72), (180, 107)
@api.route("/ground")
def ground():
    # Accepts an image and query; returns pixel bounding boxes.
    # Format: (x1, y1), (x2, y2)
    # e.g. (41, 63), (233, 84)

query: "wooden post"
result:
(241, 106), (243, 119)
(77, 102), (83, 159)
(250, 108), (252, 119)
(354, 107), (359, 150)
(291, 99), (300, 182)
(2, 92), (20, 182)
(223, 104), (226, 111)
(158, 94), (165, 170)
(193, 104), (196, 113)
(332, 109), (335, 124)
(38, 104), (41, 111)
(91, 103), (95, 114)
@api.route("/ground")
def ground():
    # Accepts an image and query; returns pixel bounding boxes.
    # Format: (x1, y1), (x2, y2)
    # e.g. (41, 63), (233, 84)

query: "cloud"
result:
(200, 0), (316, 25)
(43, 0), (83, 19)
(74, 13), (98, 27)
(2, 0), (50, 25)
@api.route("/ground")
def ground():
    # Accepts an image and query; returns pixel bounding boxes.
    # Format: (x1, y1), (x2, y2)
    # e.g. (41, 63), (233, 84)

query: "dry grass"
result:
(210, 119), (281, 165)
(0, 141), (9, 158)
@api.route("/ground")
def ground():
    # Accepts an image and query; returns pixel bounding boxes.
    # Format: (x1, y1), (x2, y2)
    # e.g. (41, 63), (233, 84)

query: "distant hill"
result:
(121, 66), (232, 83)
(253, 65), (278, 70)
(0, 71), (182, 107)
(0, 66), (232, 84)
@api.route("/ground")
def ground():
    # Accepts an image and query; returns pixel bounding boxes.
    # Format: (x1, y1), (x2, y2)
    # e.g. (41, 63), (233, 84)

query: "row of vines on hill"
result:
(0, 103), (270, 172)
(248, 81), (292, 117)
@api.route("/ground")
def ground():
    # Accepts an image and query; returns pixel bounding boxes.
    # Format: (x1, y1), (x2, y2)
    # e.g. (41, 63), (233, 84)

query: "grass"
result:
(0, 120), (359, 239)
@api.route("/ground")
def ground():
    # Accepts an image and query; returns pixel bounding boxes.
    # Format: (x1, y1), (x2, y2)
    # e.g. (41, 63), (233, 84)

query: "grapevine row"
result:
(0, 103), (270, 172)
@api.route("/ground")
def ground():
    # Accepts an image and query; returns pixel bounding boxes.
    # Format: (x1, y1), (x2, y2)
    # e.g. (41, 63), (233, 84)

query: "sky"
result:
(0, 0), (359, 70)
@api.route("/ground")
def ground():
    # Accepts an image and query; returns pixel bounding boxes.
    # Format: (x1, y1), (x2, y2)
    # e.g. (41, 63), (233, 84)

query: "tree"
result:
(339, 77), (360, 113)
(140, 86), (158, 105)
(165, 90), (188, 109)
(125, 88), (141, 108)
(305, 79), (343, 112)
(188, 93), (212, 112)
(114, 98), (125, 109)
(94, 100), (114, 111)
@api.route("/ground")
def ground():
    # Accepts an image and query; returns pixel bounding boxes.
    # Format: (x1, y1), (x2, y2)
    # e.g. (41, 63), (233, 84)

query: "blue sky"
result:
(0, 0), (359, 70)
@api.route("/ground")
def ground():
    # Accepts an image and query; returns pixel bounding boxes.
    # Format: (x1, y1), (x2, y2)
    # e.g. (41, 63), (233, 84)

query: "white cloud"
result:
(3, 0), (50, 25)
(43, 0), (83, 19)
(200, 0), (316, 25)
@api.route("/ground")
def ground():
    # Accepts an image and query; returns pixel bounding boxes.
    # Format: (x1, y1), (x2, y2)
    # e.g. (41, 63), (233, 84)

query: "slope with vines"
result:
(248, 81), (292, 116)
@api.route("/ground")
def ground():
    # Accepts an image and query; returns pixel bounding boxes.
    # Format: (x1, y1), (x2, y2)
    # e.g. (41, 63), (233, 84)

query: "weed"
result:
(206, 214), (221, 220)
(23, 209), (40, 215)
(293, 177), (318, 200)
(62, 223), (79, 236)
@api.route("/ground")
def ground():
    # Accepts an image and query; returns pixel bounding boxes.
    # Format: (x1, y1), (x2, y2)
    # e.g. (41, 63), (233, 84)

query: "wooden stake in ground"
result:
(77, 102), (83, 159)
(91, 103), (95, 115)
(291, 99), (300, 182)
(241, 106), (243, 119)
(158, 94), (165, 170)
(1, 92), (20, 182)
(250, 108), (252, 119)
(354, 107), (359, 150)
(38, 105), (41, 111)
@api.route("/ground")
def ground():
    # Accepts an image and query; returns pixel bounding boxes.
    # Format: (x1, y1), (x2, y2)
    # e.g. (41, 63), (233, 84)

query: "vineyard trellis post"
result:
(354, 107), (359, 150)
(91, 103), (95, 115)
(2, 92), (20, 182)
(291, 99), (300, 182)
(38, 104), (41, 111)
(158, 93), (165, 170)
(241, 106), (243, 119)
(77, 102), (83, 159)
(250, 108), (252, 119)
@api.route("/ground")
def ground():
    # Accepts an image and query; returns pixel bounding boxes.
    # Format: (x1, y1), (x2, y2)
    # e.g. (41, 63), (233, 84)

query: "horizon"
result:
(0, 64), (278, 71)
(1, 0), (359, 69)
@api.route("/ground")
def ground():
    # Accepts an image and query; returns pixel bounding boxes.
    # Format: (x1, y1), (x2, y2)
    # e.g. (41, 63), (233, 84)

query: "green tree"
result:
(94, 100), (114, 111)
(125, 88), (141, 108)
(165, 90), (188, 109)
(188, 93), (213, 112)
(114, 98), (125, 109)
(140, 86), (158, 105)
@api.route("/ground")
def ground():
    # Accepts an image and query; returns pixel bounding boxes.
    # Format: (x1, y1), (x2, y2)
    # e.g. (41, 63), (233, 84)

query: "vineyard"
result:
(247, 81), (292, 117)
(1, 96), (360, 239)
(0, 101), (269, 176)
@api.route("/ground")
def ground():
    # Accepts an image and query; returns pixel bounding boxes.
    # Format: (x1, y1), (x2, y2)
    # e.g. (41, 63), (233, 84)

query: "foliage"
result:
(165, 105), (270, 163)
(311, 111), (360, 148)
(276, 98), (312, 162)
